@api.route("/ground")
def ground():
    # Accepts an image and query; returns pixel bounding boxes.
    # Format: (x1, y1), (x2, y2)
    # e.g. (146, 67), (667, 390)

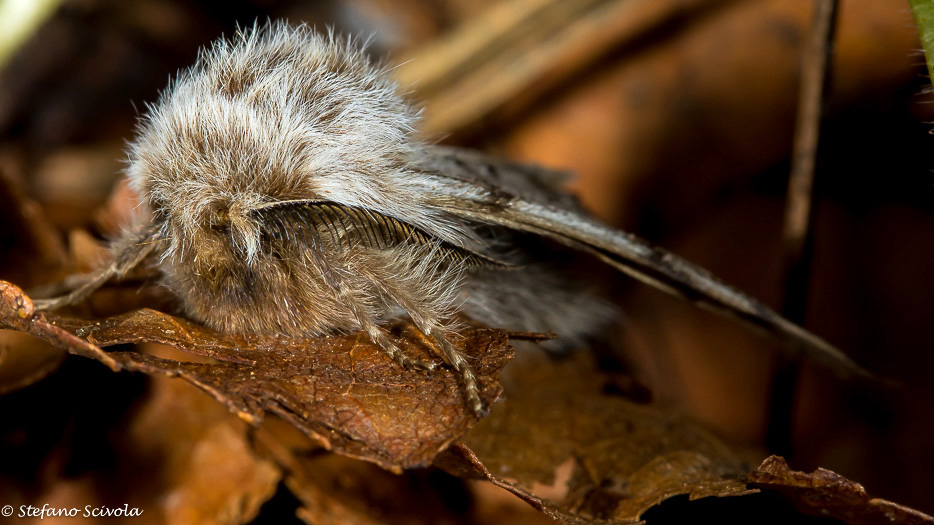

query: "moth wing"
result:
(417, 147), (868, 378)
(419, 145), (588, 213)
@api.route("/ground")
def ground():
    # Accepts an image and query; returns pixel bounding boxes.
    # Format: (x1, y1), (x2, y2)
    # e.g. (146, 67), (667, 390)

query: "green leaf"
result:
(910, 0), (934, 81)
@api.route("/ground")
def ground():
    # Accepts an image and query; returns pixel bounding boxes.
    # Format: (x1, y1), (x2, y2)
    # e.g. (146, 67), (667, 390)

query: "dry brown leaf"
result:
(749, 456), (934, 525)
(0, 280), (515, 472)
(0, 354), (282, 525)
(0, 168), (68, 286)
(128, 374), (282, 525)
(254, 422), (384, 525)
(255, 421), (465, 525)
(0, 168), (69, 394)
(0, 329), (65, 395)
(434, 351), (757, 523)
(253, 416), (558, 525)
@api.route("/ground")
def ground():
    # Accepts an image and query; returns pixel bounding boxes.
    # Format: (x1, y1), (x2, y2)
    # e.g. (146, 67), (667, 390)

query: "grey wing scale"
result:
(419, 145), (588, 212)
(420, 150), (870, 378)
(250, 199), (511, 269)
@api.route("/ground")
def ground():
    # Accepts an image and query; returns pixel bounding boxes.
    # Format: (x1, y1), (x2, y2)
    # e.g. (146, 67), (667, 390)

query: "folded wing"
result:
(417, 145), (869, 378)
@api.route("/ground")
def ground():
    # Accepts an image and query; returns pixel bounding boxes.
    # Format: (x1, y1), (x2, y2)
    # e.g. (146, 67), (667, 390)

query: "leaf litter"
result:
(0, 279), (514, 471)
(1, 174), (932, 523)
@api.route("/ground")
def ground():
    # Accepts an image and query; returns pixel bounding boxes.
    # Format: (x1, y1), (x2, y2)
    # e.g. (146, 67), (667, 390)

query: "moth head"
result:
(126, 22), (420, 274)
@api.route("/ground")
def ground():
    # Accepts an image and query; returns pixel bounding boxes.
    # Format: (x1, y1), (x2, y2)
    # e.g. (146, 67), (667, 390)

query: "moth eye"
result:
(149, 199), (168, 218)
(211, 208), (231, 230)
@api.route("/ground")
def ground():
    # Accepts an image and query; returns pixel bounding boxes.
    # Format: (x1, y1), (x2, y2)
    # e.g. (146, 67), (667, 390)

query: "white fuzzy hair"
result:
(118, 22), (618, 413)
(128, 22), (473, 264)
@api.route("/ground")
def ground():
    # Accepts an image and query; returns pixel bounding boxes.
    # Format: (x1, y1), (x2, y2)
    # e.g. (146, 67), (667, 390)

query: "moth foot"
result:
(394, 353), (438, 372)
(463, 382), (485, 417)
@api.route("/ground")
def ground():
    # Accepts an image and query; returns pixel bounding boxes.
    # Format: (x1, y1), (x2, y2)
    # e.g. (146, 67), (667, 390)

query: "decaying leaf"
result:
(255, 420), (476, 525)
(0, 329), (65, 395)
(0, 169), (68, 286)
(0, 168), (69, 393)
(435, 351), (758, 523)
(0, 279), (515, 471)
(749, 456), (934, 525)
(128, 374), (282, 524)
(256, 423), (384, 525)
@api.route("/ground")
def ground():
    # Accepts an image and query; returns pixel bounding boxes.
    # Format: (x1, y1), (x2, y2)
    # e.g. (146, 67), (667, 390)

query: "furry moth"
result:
(36, 22), (866, 415)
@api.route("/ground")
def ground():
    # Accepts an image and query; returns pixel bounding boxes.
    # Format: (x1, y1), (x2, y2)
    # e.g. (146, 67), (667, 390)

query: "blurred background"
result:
(0, 0), (932, 521)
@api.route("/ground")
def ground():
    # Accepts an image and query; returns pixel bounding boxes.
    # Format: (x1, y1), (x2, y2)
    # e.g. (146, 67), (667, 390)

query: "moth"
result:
(36, 22), (865, 415)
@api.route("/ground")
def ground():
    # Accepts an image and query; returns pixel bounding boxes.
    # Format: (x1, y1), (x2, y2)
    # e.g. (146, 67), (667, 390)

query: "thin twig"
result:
(0, 0), (64, 70)
(394, 0), (733, 139)
(767, 0), (839, 458)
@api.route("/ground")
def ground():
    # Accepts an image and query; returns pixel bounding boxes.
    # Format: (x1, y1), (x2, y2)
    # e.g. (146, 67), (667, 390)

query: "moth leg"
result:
(33, 268), (118, 311)
(354, 314), (437, 372)
(33, 224), (160, 311)
(417, 322), (482, 416)
(367, 314), (481, 415)
(360, 269), (483, 415)
(318, 262), (439, 372)
(382, 293), (482, 415)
